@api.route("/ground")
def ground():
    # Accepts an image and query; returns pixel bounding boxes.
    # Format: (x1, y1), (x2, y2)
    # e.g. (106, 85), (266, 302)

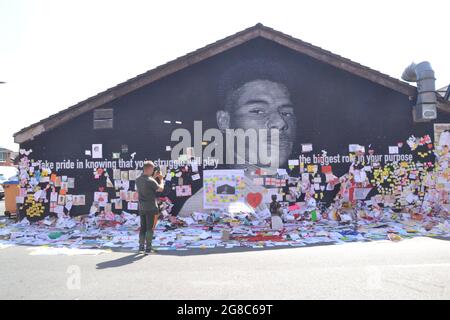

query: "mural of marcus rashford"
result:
(178, 58), (298, 216)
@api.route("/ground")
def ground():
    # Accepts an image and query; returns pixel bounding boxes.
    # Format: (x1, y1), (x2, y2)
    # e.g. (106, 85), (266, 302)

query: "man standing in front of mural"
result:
(135, 161), (164, 254)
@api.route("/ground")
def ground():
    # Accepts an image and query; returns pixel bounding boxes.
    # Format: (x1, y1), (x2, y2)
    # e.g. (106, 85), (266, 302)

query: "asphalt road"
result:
(0, 233), (449, 299)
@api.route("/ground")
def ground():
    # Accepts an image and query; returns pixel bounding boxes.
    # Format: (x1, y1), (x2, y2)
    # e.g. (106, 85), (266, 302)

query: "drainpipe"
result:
(401, 61), (437, 122)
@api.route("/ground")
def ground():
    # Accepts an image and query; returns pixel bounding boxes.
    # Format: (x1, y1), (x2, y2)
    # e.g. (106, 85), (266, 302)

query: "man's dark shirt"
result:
(135, 174), (159, 213)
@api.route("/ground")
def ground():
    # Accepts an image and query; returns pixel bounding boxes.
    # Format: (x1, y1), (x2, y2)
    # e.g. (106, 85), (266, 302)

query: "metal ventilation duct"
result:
(402, 61), (437, 122)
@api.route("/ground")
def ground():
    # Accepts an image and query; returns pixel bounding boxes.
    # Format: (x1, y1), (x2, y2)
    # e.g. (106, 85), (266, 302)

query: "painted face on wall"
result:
(217, 79), (297, 167)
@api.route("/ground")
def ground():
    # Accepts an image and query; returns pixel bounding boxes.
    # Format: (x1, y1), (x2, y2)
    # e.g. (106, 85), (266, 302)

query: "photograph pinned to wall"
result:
(92, 144), (103, 159)
(72, 195), (80, 206)
(126, 191), (134, 202)
(85, 150), (91, 156)
(203, 169), (245, 209)
(119, 190), (128, 201)
(73, 195), (85, 206)
(176, 185), (192, 197)
(60, 182), (69, 192)
(67, 178), (75, 189)
(57, 195), (66, 206)
(128, 170), (137, 181)
(94, 192), (108, 207)
(112, 152), (120, 159)
(121, 170), (129, 181)
(114, 199), (123, 210)
(113, 169), (121, 180)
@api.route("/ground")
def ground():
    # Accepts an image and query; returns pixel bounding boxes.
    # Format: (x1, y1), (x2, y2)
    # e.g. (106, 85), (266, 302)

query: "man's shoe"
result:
(138, 246), (145, 254)
(144, 248), (157, 255)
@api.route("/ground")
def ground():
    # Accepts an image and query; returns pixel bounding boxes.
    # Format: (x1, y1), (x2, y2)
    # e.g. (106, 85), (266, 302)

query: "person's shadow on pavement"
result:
(96, 253), (146, 269)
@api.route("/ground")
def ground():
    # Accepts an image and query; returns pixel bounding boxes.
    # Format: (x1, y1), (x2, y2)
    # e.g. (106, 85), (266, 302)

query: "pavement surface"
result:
(0, 231), (449, 299)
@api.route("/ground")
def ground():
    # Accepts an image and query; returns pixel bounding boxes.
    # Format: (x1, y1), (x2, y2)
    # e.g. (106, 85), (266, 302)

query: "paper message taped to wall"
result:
(203, 169), (245, 209)
(301, 144), (313, 153)
(389, 146), (399, 154)
(92, 144), (103, 159)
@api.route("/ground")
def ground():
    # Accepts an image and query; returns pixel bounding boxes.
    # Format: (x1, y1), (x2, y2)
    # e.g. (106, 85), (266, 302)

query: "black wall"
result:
(21, 37), (450, 217)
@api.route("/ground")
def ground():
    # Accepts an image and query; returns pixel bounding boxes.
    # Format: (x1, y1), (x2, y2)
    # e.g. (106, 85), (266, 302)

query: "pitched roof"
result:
(14, 23), (417, 144)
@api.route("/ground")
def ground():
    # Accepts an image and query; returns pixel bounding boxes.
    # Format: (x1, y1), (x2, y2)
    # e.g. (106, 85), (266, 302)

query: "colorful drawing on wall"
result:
(94, 192), (108, 207)
(203, 170), (245, 209)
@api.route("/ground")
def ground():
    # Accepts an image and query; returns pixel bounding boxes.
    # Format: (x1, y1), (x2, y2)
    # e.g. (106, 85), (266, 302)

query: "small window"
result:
(93, 108), (113, 129)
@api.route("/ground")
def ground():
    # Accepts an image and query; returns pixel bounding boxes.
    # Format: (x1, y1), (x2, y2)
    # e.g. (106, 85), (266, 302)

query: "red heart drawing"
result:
(246, 192), (262, 208)
(397, 142), (403, 148)
(427, 144), (433, 149)
(99, 187), (105, 192)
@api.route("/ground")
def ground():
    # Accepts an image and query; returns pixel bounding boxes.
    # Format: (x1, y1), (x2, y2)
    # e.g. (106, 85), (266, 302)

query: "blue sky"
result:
(1, 0), (449, 151)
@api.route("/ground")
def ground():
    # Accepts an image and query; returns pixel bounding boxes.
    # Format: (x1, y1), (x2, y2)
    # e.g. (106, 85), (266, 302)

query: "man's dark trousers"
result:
(139, 210), (158, 249)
